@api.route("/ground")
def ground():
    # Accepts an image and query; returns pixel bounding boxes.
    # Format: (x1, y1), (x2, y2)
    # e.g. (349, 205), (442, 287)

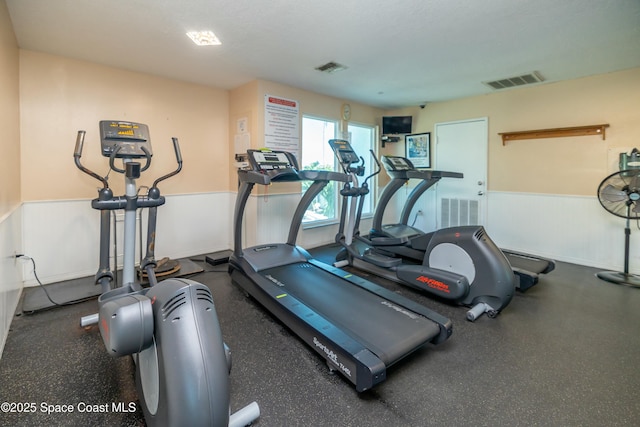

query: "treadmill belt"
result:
(506, 252), (551, 275)
(262, 262), (440, 365)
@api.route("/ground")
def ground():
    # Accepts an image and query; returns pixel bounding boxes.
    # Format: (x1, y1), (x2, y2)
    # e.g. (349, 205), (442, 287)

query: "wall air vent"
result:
(483, 71), (544, 90)
(315, 61), (348, 74)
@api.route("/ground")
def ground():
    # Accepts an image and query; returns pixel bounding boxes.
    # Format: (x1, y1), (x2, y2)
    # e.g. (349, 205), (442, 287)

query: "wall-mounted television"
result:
(382, 116), (412, 135)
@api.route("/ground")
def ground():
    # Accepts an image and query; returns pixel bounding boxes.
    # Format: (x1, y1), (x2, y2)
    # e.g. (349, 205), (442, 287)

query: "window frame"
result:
(347, 121), (378, 220)
(300, 115), (340, 228)
(299, 115), (379, 229)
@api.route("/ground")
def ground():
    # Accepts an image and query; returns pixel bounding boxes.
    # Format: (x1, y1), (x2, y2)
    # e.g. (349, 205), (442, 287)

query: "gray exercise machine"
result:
(228, 149), (452, 392)
(371, 153), (555, 291)
(329, 139), (515, 321)
(74, 121), (259, 427)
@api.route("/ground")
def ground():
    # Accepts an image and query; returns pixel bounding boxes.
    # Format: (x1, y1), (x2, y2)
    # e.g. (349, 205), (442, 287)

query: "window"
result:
(301, 116), (338, 224)
(347, 123), (377, 217)
(300, 116), (377, 225)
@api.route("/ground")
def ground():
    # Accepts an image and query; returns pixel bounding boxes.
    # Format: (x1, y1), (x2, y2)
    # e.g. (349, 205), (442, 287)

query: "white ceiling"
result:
(6, 0), (640, 109)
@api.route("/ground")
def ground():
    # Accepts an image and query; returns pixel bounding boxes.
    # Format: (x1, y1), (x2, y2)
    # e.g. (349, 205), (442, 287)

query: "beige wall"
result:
(227, 79), (384, 248)
(229, 79), (384, 194)
(19, 47), (637, 202)
(256, 80), (382, 128)
(229, 80), (260, 188)
(385, 68), (640, 196)
(19, 50), (230, 201)
(0, 1), (20, 217)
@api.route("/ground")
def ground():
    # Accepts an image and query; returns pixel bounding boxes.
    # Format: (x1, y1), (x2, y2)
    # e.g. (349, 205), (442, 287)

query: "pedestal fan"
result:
(596, 168), (640, 287)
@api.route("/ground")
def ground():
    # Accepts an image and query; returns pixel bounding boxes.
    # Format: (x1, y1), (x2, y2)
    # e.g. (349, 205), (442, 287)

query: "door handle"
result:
(478, 191), (485, 196)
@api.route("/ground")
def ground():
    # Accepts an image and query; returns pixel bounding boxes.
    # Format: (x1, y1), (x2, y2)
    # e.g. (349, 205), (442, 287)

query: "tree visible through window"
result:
(301, 116), (377, 224)
(301, 117), (338, 223)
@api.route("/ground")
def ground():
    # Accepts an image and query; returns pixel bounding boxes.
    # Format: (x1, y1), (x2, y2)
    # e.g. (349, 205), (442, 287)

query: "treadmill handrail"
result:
(238, 170), (272, 185)
(406, 170), (463, 180)
(398, 171), (463, 225)
(286, 170), (351, 245)
(299, 170), (351, 183)
(373, 168), (463, 232)
(234, 154), (352, 255)
(238, 168), (350, 185)
(399, 178), (439, 225)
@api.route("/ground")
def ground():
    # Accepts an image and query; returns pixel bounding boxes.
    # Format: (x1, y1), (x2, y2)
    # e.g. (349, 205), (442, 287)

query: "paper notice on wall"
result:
(234, 133), (250, 154)
(264, 94), (300, 160)
(237, 117), (248, 134)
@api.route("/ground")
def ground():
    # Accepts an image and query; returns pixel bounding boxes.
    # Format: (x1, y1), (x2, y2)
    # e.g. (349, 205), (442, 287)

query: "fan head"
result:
(597, 170), (640, 219)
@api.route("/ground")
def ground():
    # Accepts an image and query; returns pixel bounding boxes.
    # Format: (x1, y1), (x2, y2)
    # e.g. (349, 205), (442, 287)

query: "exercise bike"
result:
(329, 139), (515, 321)
(74, 120), (259, 427)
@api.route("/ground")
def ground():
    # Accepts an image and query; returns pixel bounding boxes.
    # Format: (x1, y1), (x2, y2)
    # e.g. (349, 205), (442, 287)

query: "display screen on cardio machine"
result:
(250, 151), (294, 171)
(328, 139), (360, 165)
(99, 120), (153, 158)
(383, 156), (413, 171)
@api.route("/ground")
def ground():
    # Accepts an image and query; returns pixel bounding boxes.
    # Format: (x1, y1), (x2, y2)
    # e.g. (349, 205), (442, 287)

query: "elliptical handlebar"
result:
(172, 137), (183, 163)
(347, 156), (366, 177)
(152, 137), (183, 188)
(73, 130), (85, 157)
(74, 129), (183, 190)
(363, 149), (381, 187)
(74, 130), (110, 189)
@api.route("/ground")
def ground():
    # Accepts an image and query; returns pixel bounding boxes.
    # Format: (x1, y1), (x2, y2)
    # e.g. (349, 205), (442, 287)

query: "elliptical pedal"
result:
(362, 248), (403, 268)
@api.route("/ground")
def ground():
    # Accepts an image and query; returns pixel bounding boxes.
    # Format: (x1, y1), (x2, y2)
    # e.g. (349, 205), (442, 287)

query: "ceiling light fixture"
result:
(186, 31), (222, 46)
(314, 61), (348, 74)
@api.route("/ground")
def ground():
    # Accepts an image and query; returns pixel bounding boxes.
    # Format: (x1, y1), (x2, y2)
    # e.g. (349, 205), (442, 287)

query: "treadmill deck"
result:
(262, 261), (441, 365)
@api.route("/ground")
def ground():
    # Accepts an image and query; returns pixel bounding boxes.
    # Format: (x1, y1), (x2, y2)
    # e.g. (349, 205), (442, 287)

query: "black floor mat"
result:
(21, 258), (204, 313)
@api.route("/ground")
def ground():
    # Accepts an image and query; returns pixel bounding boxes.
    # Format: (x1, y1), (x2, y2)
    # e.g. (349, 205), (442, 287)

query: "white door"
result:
(434, 118), (488, 228)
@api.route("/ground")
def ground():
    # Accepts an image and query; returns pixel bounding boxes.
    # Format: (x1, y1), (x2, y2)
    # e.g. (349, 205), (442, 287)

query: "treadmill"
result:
(228, 149), (452, 392)
(372, 155), (555, 291)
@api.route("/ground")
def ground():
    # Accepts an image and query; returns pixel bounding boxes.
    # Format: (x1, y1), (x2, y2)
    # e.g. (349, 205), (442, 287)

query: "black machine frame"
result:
(371, 154), (555, 291)
(229, 149), (452, 392)
(329, 139), (517, 321)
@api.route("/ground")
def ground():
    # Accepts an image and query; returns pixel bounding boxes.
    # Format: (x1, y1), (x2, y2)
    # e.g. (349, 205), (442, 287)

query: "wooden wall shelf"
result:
(499, 124), (610, 145)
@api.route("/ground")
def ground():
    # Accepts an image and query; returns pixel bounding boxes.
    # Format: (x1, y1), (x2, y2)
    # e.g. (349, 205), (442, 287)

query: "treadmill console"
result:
(328, 139), (360, 166)
(247, 149), (301, 180)
(99, 120), (152, 158)
(381, 155), (415, 172)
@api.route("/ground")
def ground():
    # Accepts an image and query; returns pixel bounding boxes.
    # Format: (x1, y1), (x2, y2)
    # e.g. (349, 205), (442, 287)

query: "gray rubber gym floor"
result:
(1, 248), (639, 426)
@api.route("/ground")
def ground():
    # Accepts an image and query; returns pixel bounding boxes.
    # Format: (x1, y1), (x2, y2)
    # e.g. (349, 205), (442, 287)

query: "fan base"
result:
(596, 271), (640, 288)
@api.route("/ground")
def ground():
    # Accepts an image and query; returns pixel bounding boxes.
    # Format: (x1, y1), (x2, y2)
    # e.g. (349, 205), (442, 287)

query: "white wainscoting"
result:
(486, 191), (639, 274)
(19, 190), (637, 288)
(249, 193), (339, 248)
(0, 205), (23, 358)
(21, 192), (234, 286)
(246, 193), (373, 250)
(372, 188), (637, 275)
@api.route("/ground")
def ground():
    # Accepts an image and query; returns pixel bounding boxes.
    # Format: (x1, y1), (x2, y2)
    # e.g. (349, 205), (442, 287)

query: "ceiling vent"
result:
(315, 61), (348, 74)
(483, 71), (544, 90)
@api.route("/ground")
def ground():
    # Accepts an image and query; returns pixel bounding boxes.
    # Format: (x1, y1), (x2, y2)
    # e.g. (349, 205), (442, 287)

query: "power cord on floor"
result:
(15, 254), (79, 308)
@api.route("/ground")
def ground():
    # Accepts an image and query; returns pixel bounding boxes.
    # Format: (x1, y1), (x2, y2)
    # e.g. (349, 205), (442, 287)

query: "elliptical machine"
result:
(74, 121), (259, 427)
(370, 154), (555, 291)
(329, 139), (515, 321)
